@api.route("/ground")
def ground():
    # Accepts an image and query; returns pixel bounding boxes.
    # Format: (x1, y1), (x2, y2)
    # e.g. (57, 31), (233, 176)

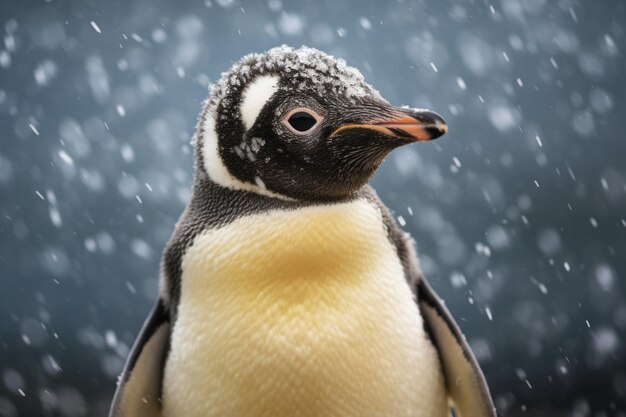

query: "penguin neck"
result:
(185, 197), (387, 284)
(189, 176), (365, 225)
(191, 177), (300, 216)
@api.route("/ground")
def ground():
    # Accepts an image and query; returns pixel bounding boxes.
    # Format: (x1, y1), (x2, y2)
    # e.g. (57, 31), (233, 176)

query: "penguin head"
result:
(198, 45), (447, 201)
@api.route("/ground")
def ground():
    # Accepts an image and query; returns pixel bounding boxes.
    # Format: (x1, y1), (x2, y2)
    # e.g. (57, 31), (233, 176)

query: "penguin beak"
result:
(331, 109), (448, 142)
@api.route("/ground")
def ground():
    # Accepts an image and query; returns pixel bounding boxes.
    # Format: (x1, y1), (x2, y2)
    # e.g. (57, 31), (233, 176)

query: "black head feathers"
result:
(196, 45), (447, 201)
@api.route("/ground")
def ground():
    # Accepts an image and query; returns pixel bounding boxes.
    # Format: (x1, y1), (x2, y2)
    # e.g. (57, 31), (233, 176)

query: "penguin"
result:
(109, 45), (496, 417)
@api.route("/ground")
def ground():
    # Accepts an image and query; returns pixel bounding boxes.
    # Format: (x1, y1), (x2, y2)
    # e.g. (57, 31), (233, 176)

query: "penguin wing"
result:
(109, 299), (170, 417)
(417, 278), (496, 417)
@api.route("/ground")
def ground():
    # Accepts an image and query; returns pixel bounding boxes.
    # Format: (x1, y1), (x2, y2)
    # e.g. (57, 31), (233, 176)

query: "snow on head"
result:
(207, 45), (382, 111)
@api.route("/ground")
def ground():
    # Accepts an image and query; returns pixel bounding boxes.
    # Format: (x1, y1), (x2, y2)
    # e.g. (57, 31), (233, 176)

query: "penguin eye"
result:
(282, 108), (322, 135)
(289, 112), (317, 131)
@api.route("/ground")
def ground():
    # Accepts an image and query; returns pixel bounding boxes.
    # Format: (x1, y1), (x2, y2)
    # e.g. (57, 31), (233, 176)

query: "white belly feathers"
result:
(162, 198), (447, 417)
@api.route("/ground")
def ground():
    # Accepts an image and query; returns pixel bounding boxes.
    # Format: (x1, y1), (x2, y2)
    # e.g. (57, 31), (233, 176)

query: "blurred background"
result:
(1, 0), (625, 416)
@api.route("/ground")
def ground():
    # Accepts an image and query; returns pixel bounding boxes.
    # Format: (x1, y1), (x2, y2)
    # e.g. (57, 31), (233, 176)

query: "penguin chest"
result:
(162, 199), (447, 417)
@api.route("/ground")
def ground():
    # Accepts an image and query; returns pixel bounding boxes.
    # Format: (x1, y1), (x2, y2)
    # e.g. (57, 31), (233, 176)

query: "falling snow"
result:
(90, 20), (102, 34)
(1, 1), (625, 417)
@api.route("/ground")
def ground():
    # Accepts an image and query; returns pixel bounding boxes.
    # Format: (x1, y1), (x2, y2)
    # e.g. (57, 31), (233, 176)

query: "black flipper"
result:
(417, 278), (496, 417)
(109, 299), (170, 417)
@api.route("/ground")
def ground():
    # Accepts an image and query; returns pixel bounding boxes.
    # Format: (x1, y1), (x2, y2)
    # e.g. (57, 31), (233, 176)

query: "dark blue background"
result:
(1, 0), (625, 416)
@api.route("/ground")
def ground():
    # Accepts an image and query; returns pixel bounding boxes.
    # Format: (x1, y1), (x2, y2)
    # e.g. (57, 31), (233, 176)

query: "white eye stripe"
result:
(200, 109), (295, 201)
(240, 75), (280, 131)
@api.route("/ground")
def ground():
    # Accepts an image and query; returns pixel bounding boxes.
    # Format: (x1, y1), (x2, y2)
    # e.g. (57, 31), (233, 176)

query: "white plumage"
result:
(162, 199), (447, 417)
